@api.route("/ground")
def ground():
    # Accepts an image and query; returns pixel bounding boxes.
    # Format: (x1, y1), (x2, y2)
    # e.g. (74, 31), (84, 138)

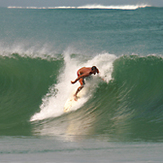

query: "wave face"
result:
(32, 54), (163, 142)
(0, 54), (63, 135)
(1, 52), (162, 141)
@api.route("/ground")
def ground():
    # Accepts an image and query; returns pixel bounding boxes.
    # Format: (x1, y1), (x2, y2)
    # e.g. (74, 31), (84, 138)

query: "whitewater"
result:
(30, 51), (117, 121)
(8, 4), (150, 10)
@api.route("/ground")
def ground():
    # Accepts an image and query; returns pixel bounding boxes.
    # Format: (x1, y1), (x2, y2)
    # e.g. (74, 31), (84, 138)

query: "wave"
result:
(30, 52), (116, 121)
(77, 4), (151, 10)
(0, 50), (163, 141)
(31, 54), (163, 142)
(0, 53), (63, 135)
(8, 4), (151, 10)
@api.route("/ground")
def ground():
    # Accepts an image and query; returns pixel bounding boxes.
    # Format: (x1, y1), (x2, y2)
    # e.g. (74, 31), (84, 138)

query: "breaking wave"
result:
(8, 4), (151, 10)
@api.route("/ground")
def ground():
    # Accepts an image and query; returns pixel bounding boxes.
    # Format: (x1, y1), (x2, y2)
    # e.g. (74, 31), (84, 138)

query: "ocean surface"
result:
(0, 4), (163, 162)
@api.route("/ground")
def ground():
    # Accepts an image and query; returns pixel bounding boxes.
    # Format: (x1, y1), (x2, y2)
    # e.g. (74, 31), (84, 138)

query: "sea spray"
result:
(30, 51), (116, 121)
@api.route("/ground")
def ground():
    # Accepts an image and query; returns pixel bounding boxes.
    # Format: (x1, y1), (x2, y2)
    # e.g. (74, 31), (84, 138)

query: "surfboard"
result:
(64, 95), (79, 112)
(64, 86), (88, 113)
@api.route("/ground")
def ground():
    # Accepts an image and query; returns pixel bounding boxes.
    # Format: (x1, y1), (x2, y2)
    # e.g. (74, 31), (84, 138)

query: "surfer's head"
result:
(91, 66), (99, 74)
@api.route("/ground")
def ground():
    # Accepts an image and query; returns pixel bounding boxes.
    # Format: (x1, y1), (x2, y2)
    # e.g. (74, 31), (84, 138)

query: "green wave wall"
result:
(1, 54), (163, 142)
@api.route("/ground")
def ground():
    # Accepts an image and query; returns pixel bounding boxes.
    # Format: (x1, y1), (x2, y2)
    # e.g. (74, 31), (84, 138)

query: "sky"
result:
(0, 0), (163, 7)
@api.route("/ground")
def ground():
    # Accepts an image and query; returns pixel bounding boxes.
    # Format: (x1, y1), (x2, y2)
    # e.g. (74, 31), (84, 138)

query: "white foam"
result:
(78, 4), (150, 10)
(0, 41), (59, 60)
(8, 4), (151, 10)
(30, 48), (117, 121)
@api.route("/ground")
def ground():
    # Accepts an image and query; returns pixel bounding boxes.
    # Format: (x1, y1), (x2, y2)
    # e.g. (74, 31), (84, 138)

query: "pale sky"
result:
(0, 0), (163, 7)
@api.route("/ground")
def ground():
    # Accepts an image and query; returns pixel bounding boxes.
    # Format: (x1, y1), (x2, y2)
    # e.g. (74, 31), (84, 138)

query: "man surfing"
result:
(71, 66), (100, 101)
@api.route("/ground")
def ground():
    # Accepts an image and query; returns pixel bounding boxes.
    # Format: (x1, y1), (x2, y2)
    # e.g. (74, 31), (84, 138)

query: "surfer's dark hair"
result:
(91, 66), (99, 73)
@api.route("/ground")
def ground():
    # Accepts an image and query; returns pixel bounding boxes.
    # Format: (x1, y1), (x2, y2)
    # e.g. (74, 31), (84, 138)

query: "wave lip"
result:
(8, 4), (151, 10)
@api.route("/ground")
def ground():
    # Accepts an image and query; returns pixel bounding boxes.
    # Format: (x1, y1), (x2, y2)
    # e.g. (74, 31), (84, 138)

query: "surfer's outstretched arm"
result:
(71, 73), (89, 84)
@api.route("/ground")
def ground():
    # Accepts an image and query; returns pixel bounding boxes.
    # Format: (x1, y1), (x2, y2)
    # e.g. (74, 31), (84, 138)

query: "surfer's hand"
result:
(71, 81), (75, 84)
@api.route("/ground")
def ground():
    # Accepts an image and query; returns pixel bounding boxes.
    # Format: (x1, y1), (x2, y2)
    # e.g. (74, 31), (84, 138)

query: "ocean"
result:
(0, 4), (163, 162)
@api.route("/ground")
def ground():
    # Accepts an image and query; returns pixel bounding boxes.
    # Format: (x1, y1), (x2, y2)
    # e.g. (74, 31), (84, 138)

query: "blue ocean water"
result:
(0, 4), (163, 162)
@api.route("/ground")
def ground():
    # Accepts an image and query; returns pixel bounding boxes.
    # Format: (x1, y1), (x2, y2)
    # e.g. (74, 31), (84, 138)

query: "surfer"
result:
(71, 66), (100, 101)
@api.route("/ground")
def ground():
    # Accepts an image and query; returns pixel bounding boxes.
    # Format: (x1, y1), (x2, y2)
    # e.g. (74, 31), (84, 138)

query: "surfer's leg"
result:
(74, 85), (84, 96)
(74, 78), (84, 100)
(74, 85), (84, 101)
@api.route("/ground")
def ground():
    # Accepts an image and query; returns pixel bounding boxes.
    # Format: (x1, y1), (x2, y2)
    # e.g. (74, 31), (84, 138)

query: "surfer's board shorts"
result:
(77, 71), (85, 85)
